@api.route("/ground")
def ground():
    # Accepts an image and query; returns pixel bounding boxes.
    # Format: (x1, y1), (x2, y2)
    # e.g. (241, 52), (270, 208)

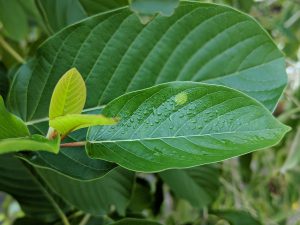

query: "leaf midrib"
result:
(88, 128), (286, 143)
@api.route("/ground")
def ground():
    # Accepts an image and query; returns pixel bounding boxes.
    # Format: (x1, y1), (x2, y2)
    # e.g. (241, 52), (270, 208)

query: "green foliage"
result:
(0, 154), (67, 221)
(160, 165), (220, 209)
(0, 0), (297, 224)
(86, 82), (289, 172)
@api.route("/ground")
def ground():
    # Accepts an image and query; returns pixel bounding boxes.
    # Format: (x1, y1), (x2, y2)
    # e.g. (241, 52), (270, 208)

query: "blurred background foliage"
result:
(1, 0), (300, 224)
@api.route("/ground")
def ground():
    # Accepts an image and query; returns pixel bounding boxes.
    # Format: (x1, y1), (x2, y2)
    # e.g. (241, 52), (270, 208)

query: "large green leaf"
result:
(8, 1), (287, 123)
(37, 166), (135, 216)
(0, 154), (67, 222)
(160, 165), (220, 208)
(50, 114), (118, 136)
(86, 82), (289, 172)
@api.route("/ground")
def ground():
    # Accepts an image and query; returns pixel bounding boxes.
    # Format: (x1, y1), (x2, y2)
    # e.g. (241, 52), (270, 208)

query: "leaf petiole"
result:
(60, 141), (86, 148)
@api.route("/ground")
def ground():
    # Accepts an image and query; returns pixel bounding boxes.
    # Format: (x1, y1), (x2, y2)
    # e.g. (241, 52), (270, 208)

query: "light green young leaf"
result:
(0, 135), (60, 155)
(49, 68), (86, 120)
(86, 82), (290, 172)
(0, 96), (29, 139)
(130, 0), (179, 24)
(49, 114), (118, 135)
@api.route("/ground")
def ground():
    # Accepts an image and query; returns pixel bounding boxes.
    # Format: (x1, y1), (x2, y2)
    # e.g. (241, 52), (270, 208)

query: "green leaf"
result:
(110, 218), (162, 225)
(37, 166), (135, 215)
(8, 2), (287, 124)
(0, 135), (60, 155)
(0, 154), (67, 222)
(86, 82), (290, 172)
(130, 0), (179, 24)
(160, 165), (220, 208)
(49, 68), (86, 120)
(0, 0), (28, 41)
(50, 114), (118, 136)
(0, 96), (29, 139)
(24, 113), (116, 180)
(0, 97), (60, 155)
(36, 0), (87, 33)
(213, 210), (262, 225)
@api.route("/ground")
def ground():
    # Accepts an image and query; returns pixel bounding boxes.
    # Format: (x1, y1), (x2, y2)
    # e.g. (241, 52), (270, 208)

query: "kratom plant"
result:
(0, 0), (293, 224)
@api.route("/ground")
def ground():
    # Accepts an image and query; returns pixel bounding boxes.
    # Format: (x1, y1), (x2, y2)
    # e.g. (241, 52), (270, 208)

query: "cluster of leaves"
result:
(1, 0), (299, 225)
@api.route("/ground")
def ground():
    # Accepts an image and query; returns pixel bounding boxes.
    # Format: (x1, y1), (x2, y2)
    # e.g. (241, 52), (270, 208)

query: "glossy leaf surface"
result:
(86, 82), (289, 172)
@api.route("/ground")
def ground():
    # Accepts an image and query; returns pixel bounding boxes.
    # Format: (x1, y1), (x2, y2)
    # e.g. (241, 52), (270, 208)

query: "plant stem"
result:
(21, 162), (71, 225)
(39, 187), (71, 225)
(0, 36), (25, 64)
(60, 141), (86, 148)
(79, 214), (91, 225)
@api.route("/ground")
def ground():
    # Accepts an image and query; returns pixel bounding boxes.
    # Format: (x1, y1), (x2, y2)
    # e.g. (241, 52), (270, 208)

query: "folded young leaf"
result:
(86, 82), (290, 172)
(0, 96), (29, 139)
(0, 135), (60, 155)
(49, 114), (118, 135)
(49, 68), (86, 120)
